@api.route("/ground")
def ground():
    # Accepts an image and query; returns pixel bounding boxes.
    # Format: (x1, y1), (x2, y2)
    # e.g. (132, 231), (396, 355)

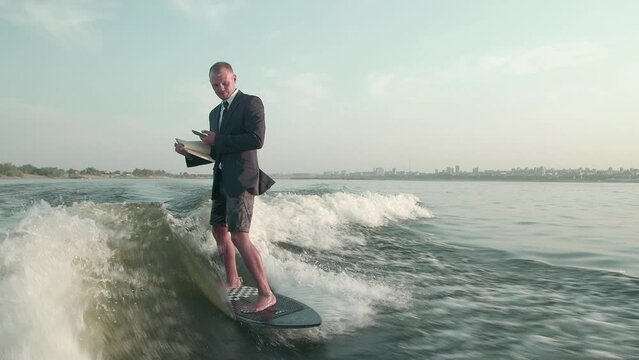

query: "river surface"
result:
(1, 179), (637, 359)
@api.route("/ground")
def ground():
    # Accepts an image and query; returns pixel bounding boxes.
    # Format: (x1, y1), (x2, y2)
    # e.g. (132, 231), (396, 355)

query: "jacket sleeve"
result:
(215, 96), (265, 154)
(185, 156), (212, 168)
(184, 106), (216, 168)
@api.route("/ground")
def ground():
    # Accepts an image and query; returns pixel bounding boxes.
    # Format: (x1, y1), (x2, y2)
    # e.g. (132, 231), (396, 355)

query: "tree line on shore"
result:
(0, 163), (205, 178)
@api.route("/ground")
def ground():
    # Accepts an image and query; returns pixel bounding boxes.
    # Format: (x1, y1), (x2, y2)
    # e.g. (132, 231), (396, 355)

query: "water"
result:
(0, 179), (637, 359)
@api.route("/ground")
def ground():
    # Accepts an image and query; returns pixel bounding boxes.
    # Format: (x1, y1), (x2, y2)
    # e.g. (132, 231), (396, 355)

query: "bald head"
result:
(209, 62), (237, 100)
(209, 62), (234, 76)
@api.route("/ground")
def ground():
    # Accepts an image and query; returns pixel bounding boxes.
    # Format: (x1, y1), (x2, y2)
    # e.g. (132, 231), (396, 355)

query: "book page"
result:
(175, 138), (213, 162)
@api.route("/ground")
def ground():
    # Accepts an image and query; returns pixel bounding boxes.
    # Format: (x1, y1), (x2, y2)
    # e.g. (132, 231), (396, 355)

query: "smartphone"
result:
(192, 130), (207, 137)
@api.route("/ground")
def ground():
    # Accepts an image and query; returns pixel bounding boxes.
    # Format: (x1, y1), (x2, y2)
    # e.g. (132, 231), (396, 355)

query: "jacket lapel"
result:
(220, 91), (243, 133)
(213, 106), (221, 132)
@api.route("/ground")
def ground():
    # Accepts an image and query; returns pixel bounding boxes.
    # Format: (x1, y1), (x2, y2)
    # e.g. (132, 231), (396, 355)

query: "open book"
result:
(175, 138), (213, 162)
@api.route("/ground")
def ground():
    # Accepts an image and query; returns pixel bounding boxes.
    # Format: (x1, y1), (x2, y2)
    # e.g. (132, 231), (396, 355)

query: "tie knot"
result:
(223, 101), (229, 110)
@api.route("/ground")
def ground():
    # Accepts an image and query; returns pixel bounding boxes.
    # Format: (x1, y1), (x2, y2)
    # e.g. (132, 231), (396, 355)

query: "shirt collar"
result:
(223, 88), (240, 107)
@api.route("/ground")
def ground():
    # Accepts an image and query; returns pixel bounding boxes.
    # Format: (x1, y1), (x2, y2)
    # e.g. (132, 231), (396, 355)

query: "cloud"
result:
(258, 70), (330, 112)
(176, 80), (215, 112)
(0, 0), (107, 45)
(283, 72), (329, 100)
(439, 41), (603, 79)
(478, 41), (603, 75)
(363, 71), (435, 109)
(366, 72), (396, 98)
(168, 0), (232, 21)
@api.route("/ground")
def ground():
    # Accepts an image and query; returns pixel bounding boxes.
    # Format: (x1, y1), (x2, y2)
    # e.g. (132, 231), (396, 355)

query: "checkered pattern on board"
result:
(227, 286), (258, 301)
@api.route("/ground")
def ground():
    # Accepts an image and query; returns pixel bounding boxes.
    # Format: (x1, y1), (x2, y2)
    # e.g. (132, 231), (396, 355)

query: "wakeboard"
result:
(226, 286), (321, 328)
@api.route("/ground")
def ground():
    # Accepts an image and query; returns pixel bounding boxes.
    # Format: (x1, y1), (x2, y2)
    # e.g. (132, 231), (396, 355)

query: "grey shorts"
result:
(210, 180), (255, 233)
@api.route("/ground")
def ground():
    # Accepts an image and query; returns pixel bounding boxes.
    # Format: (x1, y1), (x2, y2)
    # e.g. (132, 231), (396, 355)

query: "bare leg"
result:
(231, 231), (276, 312)
(212, 226), (241, 290)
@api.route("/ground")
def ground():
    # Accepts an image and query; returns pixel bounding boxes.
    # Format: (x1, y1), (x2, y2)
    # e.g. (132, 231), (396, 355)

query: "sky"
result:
(1, 0), (638, 175)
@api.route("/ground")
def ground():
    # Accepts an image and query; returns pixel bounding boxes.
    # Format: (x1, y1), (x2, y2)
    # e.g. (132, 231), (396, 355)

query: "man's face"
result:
(210, 68), (237, 100)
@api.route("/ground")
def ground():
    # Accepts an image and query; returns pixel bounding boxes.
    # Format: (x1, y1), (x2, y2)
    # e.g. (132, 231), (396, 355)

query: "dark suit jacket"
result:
(186, 91), (275, 199)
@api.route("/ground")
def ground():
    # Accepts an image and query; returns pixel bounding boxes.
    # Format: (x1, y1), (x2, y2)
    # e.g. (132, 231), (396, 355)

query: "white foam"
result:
(585, 349), (624, 359)
(252, 191), (432, 250)
(231, 191), (427, 339)
(178, 191), (426, 339)
(0, 190), (429, 351)
(0, 201), (112, 360)
(264, 253), (408, 339)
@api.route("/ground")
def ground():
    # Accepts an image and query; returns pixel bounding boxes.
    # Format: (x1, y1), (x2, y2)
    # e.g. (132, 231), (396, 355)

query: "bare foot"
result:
(241, 292), (276, 313)
(225, 277), (242, 292)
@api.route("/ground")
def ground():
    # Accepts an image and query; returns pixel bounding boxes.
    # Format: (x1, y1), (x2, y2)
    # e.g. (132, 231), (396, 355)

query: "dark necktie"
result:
(218, 101), (230, 170)
(220, 101), (229, 129)
(223, 100), (229, 112)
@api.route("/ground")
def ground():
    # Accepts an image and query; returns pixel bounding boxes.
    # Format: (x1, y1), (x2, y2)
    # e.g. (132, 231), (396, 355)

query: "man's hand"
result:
(200, 130), (216, 146)
(174, 143), (191, 159)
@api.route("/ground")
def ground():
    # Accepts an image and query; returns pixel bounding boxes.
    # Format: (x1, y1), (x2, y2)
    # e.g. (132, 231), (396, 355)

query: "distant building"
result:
(373, 167), (385, 176)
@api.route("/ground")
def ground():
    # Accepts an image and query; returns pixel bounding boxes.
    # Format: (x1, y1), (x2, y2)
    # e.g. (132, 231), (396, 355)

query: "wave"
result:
(0, 190), (433, 357)
(0, 201), (112, 360)
(253, 191), (433, 249)
(225, 191), (431, 340)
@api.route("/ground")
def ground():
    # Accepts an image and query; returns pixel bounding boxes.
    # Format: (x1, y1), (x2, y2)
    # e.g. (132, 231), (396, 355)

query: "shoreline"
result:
(0, 174), (211, 180)
(2, 175), (638, 184)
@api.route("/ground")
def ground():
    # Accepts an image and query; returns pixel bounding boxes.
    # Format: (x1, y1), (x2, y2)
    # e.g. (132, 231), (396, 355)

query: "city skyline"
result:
(1, 1), (638, 174)
(3, 161), (638, 183)
(321, 164), (639, 176)
(314, 164), (639, 183)
(2, 160), (639, 178)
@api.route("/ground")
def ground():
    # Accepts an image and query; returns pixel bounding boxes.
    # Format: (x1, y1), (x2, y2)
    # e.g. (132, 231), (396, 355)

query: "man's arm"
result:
(185, 156), (212, 167)
(174, 142), (213, 167)
(215, 96), (265, 154)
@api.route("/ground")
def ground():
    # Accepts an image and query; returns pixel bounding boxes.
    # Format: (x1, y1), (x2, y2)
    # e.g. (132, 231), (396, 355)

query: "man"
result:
(174, 61), (276, 313)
